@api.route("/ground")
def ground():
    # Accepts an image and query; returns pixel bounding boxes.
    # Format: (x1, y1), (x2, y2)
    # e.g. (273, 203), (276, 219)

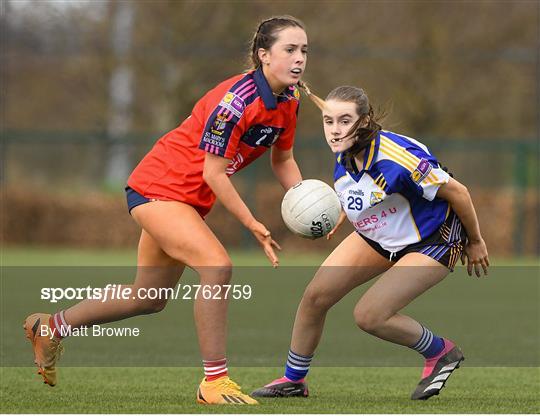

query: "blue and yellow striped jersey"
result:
(334, 130), (450, 253)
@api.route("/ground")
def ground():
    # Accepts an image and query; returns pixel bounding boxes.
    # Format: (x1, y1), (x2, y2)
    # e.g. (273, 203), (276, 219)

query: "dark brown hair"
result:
(326, 86), (383, 158)
(248, 16), (318, 102)
(248, 16), (305, 69)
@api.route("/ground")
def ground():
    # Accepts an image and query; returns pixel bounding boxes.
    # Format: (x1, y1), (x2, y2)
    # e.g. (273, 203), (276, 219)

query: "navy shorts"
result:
(359, 211), (467, 271)
(125, 186), (152, 214)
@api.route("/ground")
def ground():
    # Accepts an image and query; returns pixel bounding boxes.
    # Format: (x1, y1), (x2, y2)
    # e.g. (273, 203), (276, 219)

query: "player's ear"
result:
(258, 48), (270, 65)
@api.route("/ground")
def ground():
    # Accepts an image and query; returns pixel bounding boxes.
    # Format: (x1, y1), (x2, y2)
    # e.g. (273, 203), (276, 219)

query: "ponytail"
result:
(297, 80), (326, 111)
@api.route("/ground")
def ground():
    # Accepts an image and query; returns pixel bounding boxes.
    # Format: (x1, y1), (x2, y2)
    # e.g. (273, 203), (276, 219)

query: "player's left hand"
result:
(327, 210), (347, 240)
(249, 220), (282, 268)
(461, 238), (489, 277)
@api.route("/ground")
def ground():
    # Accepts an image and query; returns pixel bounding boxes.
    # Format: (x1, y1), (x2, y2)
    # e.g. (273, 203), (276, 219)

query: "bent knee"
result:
(165, 244), (232, 270)
(353, 305), (385, 334)
(301, 287), (337, 313)
(135, 298), (168, 314)
(188, 249), (233, 270)
(195, 260), (233, 285)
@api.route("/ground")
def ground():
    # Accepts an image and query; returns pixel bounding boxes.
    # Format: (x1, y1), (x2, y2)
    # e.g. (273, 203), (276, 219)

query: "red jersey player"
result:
(24, 16), (312, 405)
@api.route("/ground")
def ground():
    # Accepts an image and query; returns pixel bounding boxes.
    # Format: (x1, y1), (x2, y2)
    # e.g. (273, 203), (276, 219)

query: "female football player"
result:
(252, 86), (489, 400)
(24, 16), (312, 405)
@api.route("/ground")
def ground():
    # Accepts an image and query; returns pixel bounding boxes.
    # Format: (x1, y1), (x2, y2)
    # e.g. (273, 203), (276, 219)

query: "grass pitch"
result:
(1, 246), (539, 413)
(1, 367), (539, 413)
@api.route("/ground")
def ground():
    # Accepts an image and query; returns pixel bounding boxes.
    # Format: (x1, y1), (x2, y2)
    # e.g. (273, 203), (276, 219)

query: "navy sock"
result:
(284, 349), (312, 381)
(411, 325), (445, 359)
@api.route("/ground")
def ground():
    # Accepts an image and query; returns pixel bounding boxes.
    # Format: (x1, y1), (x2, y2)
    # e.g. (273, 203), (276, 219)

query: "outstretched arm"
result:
(436, 177), (489, 276)
(203, 153), (281, 267)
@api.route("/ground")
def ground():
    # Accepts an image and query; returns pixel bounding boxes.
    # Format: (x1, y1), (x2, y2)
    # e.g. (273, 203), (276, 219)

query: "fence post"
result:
(513, 142), (528, 256)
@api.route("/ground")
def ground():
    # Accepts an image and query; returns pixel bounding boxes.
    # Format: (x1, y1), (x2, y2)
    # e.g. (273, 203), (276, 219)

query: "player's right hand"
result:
(461, 238), (489, 277)
(249, 220), (281, 268)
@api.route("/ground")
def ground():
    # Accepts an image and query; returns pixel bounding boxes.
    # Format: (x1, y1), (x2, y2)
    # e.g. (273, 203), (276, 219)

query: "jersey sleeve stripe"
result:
(425, 166), (439, 182)
(233, 79), (255, 95)
(379, 142), (417, 171)
(426, 173), (439, 182)
(425, 175), (448, 185)
(381, 137), (420, 167)
(381, 136), (440, 182)
(238, 85), (257, 100)
(380, 139), (440, 183)
(380, 143), (418, 172)
(205, 143), (220, 155)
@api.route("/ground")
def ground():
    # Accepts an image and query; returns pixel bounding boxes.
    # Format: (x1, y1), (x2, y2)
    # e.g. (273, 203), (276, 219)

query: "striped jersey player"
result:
(334, 130), (463, 266)
(252, 86), (489, 401)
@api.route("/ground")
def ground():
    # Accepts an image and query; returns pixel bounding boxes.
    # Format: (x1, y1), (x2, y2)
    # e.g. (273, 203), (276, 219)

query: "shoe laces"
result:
(217, 377), (242, 394)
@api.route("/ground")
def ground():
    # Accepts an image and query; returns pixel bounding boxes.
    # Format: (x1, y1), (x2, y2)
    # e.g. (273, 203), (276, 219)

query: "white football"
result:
(281, 179), (342, 239)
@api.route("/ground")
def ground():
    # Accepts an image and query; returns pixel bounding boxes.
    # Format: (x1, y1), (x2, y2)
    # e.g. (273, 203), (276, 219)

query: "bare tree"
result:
(105, 0), (135, 187)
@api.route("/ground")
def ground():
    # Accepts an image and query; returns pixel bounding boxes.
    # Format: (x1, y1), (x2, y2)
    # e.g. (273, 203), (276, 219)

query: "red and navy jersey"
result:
(127, 68), (300, 216)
